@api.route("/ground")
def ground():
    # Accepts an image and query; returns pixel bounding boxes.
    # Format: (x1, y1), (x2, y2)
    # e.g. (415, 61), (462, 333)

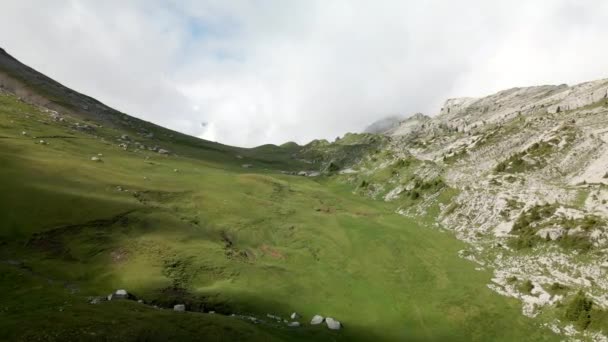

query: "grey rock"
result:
(112, 289), (128, 300)
(290, 312), (300, 320)
(287, 321), (300, 327)
(88, 296), (105, 304)
(91, 156), (102, 162)
(158, 149), (170, 155)
(311, 315), (324, 325)
(267, 314), (281, 321)
(174, 304), (186, 312)
(325, 317), (341, 330)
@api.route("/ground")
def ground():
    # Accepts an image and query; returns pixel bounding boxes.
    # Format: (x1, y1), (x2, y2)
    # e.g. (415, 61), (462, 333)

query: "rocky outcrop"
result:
(364, 115), (405, 134)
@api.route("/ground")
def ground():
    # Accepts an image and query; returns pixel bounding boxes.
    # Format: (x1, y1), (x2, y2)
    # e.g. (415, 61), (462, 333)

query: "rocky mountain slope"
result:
(327, 78), (608, 340)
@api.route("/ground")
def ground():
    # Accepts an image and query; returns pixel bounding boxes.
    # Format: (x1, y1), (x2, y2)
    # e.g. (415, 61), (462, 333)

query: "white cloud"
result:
(1, 0), (607, 147)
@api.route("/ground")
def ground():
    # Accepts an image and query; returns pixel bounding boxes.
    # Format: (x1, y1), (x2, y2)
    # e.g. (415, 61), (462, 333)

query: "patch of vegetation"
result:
(442, 149), (468, 164)
(547, 282), (569, 297)
(403, 176), (446, 202)
(510, 202), (602, 252)
(510, 204), (557, 249)
(494, 141), (556, 173)
(565, 291), (593, 330)
(518, 280), (534, 294)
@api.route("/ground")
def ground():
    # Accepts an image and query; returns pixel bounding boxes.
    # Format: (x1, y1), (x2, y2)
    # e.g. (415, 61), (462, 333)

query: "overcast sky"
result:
(1, 1), (608, 147)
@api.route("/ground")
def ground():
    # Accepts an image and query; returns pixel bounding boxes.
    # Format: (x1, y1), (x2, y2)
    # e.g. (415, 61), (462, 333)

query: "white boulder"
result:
(310, 315), (324, 325)
(325, 317), (341, 330)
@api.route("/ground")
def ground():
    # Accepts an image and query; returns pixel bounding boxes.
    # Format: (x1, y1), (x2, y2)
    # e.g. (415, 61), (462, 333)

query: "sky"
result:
(1, 1), (608, 147)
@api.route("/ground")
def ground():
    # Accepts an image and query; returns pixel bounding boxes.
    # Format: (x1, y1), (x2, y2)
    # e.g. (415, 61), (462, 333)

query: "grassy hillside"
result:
(0, 89), (558, 341)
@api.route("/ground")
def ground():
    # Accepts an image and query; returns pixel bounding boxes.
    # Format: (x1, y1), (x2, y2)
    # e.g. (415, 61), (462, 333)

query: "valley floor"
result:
(0, 93), (556, 341)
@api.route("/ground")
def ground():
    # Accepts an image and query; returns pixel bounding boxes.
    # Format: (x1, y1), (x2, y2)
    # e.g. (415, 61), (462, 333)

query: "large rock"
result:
(107, 289), (128, 300)
(310, 315), (324, 325)
(174, 304), (186, 312)
(266, 314), (281, 321)
(325, 317), (341, 330)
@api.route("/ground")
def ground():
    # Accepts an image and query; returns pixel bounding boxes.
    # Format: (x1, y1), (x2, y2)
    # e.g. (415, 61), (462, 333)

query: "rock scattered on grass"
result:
(242, 164), (253, 168)
(267, 314), (281, 321)
(311, 315), (324, 325)
(158, 149), (170, 155)
(113, 289), (128, 299)
(174, 304), (186, 312)
(290, 312), (300, 319)
(107, 289), (129, 301)
(88, 296), (105, 304)
(287, 321), (300, 327)
(91, 156), (102, 162)
(325, 317), (341, 330)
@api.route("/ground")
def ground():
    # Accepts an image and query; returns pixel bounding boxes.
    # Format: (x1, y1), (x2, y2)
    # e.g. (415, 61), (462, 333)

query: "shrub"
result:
(565, 291), (593, 330)
(519, 280), (534, 294)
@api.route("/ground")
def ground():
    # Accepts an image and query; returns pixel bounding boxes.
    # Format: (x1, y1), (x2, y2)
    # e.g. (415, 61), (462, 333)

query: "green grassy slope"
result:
(0, 91), (557, 341)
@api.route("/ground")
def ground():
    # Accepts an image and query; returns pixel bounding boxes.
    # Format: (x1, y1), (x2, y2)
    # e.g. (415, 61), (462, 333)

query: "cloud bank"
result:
(1, 0), (607, 146)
